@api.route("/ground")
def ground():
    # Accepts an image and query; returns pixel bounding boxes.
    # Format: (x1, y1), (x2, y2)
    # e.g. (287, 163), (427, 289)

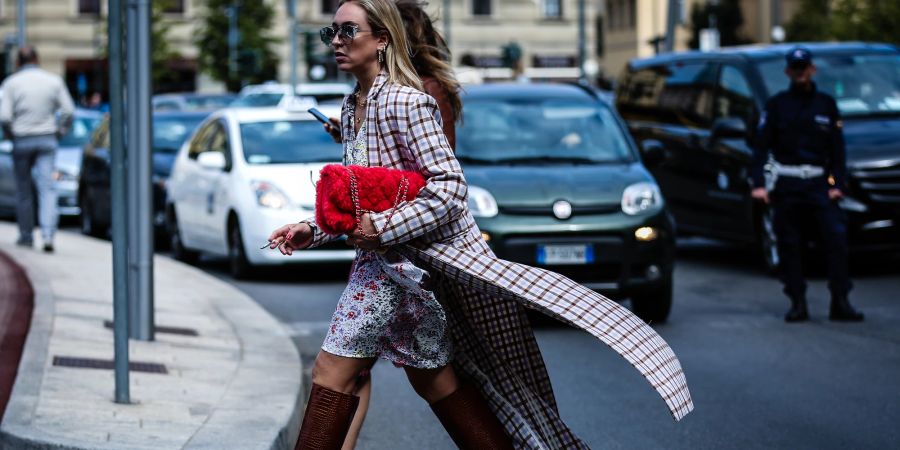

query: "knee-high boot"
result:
(429, 383), (514, 450)
(295, 383), (360, 450)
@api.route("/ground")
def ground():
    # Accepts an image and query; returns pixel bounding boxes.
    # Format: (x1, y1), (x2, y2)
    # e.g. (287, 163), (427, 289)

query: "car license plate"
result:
(537, 244), (593, 265)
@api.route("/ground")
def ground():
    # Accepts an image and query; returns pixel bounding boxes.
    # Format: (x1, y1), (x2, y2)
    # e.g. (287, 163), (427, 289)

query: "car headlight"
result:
(251, 180), (291, 209)
(468, 185), (498, 218)
(621, 182), (663, 215)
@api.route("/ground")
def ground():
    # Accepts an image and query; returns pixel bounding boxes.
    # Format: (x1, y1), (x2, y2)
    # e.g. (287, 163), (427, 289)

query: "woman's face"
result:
(330, 2), (387, 75)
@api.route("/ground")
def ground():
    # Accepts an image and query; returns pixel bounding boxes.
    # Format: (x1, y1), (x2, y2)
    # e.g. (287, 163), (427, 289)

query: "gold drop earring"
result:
(378, 47), (385, 64)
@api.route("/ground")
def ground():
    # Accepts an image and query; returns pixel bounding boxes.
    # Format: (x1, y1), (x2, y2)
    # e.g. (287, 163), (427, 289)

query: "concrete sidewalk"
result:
(0, 222), (303, 450)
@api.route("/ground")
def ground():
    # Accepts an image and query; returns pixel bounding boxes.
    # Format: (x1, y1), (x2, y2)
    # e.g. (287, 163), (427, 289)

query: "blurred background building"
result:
(0, 0), (808, 96)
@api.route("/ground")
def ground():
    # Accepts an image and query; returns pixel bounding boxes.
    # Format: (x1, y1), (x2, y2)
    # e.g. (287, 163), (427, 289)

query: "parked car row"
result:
(78, 110), (213, 239)
(159, 83), (677, 322)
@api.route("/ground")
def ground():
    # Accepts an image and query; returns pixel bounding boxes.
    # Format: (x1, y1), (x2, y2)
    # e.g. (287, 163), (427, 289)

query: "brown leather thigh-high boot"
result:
(295, 383), (360, 450)
(429, 383), (514, 450)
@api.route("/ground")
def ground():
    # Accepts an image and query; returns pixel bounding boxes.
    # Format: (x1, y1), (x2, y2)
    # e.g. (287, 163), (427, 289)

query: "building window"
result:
(472, 0), (492, 17)
(543, 0), (562, 18)
(607, 0), (636, 31)
(79, 0), (101, 15)
(162, 0), (185, 14)
(321, 0), (340, 15)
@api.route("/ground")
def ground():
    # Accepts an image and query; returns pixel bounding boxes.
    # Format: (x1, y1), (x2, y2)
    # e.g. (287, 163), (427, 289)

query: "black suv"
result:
(615, 42), (900, 269)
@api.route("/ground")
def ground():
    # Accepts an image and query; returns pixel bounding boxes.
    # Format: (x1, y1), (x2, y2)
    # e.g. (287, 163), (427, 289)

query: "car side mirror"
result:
(711, 117), (747, 139)
(640, 139), (665, 167)
(197, 151), (226, 170)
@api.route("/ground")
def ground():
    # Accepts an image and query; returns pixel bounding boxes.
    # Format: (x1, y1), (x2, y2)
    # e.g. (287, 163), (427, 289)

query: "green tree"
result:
(99, 0), (182, 92)
(152, 0), (181, 92)
(194, 0), (281, 92)
(687, 0), (751, 49)
(786, 0), (900, 46)
(831, 0), (900, 45)
(784, 0), (831, 42)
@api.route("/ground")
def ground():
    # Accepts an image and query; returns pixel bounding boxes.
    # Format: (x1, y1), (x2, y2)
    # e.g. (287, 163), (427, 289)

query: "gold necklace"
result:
(356, 94), (367, 110)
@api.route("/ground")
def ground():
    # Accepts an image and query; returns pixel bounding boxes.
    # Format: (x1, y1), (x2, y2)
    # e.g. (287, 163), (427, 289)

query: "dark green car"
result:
(457, 83), (676, 322)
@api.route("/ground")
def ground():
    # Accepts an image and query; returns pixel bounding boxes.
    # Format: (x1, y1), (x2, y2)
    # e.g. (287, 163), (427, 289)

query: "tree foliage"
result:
(152, 0), (180, 92)
(194, 0), (281, 92)
(687, 0), (751, 49)
(786, 0), (900, 46)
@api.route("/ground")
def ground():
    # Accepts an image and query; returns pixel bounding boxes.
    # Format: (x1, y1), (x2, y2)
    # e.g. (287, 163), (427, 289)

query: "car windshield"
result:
(230, 93), (284, 107)
(240, 120), (341, 164)
(59, 115), (101, 147)
(456, 99), (634, 164)
(756, 53), (900, 117)
(153, 116), (206, 153)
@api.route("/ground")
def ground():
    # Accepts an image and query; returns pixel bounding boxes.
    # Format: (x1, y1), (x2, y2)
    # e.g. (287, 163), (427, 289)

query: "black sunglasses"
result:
(319, 23), (373, 45)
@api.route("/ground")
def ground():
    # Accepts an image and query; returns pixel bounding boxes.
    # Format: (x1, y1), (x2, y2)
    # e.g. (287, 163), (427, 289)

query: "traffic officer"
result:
(751, 46), (863, 323)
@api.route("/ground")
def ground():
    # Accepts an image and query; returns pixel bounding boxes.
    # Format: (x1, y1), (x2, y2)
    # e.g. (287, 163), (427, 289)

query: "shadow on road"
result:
(675, 237), (900, 279)
(189, 256), (353, 284)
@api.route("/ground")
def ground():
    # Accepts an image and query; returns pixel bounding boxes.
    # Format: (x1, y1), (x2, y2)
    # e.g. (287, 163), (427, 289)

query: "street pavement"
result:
(200, 238), (900, 450)
(0, 222), (303, 450)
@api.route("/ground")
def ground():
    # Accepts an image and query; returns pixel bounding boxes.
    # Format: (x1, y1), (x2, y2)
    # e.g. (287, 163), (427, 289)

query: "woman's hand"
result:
(346, 214), (381, 250)
(324, 117), (342, 144)
(267, 222), (313, 255)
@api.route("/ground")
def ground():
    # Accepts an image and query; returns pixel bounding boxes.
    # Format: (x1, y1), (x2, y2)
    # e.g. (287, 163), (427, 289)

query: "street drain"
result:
(52, 356), (168, 374)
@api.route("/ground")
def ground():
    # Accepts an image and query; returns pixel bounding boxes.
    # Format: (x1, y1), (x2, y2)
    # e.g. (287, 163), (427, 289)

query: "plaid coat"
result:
(303, 72), (693, 448)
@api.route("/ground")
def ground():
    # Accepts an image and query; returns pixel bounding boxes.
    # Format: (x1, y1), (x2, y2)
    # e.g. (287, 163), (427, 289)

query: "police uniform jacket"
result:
(753, 82), (847, 191)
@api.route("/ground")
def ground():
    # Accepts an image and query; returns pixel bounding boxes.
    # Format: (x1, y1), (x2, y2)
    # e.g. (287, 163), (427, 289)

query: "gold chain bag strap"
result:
(346, 166), (410, 239)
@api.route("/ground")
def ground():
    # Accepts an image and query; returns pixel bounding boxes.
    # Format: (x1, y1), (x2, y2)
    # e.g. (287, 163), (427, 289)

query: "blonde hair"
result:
(340, 0), (423, 91)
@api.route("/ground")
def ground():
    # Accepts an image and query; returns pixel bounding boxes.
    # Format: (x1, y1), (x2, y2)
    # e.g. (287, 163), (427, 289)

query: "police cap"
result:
(785, 46), (813, 69)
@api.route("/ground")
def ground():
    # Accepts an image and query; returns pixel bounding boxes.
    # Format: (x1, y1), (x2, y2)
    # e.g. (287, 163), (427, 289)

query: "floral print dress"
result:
(320, 111), (452, 369)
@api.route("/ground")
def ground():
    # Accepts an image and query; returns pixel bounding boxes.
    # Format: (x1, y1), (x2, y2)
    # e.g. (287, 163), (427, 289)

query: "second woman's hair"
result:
(394, 0), (462, 123)
(340, 0), (422, 91)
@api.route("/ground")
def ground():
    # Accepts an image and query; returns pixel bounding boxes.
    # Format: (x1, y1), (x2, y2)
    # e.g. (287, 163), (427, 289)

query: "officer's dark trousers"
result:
(772, 178), (852, 301)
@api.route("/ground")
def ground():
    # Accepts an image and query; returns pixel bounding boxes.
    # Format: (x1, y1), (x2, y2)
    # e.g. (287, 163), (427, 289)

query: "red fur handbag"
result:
(315, 164), (427, 236)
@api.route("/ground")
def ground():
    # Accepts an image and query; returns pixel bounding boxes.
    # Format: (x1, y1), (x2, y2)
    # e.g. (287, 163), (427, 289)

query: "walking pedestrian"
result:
(336, 2), (461, 447)
(0, 46), (75, 252)
(269, 0), (692, 448)
(751, 46), (864, 323)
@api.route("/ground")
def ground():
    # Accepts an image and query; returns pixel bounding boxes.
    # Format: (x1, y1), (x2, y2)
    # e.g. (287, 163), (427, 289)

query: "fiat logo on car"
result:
(553, 200), (573, 220)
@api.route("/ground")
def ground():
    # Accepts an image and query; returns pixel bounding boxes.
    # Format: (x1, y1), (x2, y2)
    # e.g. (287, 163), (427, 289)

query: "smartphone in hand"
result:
(307, 108), (330, 125)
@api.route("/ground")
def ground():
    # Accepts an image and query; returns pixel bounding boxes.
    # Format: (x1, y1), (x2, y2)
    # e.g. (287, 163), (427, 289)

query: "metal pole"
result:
(771, 0), (781, 30)
(577, 0), (586, 82)
(135, 0), (154, 341)
(287, 0), (298, 90)
(16, 0), (25, 47)
(664, 0), (679, 53)
(443, 0), (451, 49)
(108, 0), (131, 404)
(126, 0), (140, 338)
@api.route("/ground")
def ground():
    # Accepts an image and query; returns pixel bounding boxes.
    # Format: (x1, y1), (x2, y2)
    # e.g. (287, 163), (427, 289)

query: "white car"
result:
(230, 82), (353, 108)
(165, 105), (353, 278)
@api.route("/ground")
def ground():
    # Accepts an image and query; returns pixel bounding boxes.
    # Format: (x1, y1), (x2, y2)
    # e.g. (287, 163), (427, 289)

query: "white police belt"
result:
(772, 162), (825, 179)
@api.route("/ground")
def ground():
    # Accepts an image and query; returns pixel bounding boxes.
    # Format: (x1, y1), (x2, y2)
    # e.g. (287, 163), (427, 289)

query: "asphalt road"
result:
(194, 238), (900, 449)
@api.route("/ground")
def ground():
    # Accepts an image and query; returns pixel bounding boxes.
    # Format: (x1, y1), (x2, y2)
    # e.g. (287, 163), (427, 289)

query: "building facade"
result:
(597, 0), (803, 82)
(0, 0), (803, 99)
